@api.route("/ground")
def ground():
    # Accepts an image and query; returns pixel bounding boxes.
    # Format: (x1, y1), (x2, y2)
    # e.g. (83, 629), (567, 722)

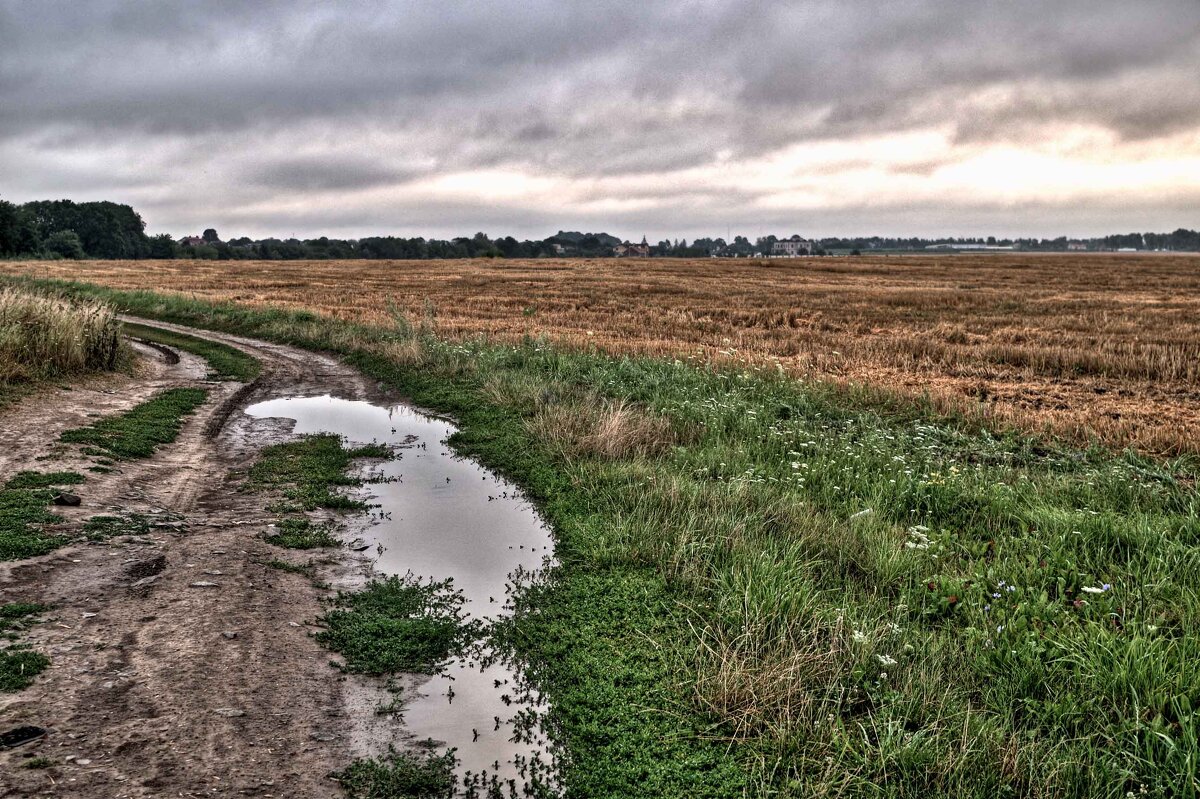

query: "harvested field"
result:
(6, 254), (1199, 453)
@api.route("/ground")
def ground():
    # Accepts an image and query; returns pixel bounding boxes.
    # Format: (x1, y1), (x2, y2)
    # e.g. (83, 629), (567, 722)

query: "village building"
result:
(1067, 241), (1088, 251)
(179, 236), (205, 247)
(613, 237), (651, 257)
(771, 235), (814, 256)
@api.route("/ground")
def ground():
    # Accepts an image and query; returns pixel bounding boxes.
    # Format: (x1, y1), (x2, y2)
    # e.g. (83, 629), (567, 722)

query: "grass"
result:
(21, 757), (55, 769)
(265, 517), (340, 549)
(59, 386), (207, 459)
(317, 576), (477, 675)
(82, 513), (152, 540)
(0, 286), (126, 402)
(332, 749), (457, 798)
(246, 434), (389, 511)
(0, 603), (49, 692)
(6, 277), (1199, 797)
(4, 470), (84, 490)
(0, 487), (65, 560)
(122, 320), (260, 381)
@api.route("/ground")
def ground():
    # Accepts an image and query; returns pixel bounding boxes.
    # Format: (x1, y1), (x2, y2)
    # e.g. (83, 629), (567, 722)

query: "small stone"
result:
(53, 492), (82, 506)
(202, 570), (223, 576)
(310, 732), (336, 742)
(288, 622), (301, 627)
(76, 759), (92, 765)
(81, 612), (98, 618)
(189, 581), (219, 588)
(221, 631), (238, 639)
(130, 575), (160, 589)
(213, 707), (245, 717)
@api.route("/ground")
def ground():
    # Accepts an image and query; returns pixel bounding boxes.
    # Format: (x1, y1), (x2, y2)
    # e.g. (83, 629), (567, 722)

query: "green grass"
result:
(246, 434), (388, 511)
(332, 749), (456, 799)
(317, 576), (478, 675)
(59, 386), (207, 459)
(0, 603), (50, 692)
(21, 757), (55, 769)
(265, 517), (341, 549)
(82, 513), (152, 540)
(4, 470), (84, 489)
(122, 320), (260, 381)
(0, 487), (64, 560)
(13, 276), (1200, 798)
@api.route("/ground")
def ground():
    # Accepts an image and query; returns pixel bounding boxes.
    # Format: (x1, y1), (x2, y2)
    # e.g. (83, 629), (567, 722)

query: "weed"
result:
(0, 648), (50, 691)
(0, 603), (48, 635)
(59, 387), (207, 459)
(21, 757), (54, 769)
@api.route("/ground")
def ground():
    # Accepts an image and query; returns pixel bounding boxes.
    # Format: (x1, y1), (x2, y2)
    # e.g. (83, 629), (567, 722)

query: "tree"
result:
(0, 200), (40, 257)
(148, 233), (178, 259)
(44, 230), (85, 260)
(202, 228), (220, 243)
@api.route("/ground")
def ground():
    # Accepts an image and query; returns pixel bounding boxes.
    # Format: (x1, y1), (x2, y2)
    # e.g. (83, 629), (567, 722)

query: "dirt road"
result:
(0, 319), (396, 797)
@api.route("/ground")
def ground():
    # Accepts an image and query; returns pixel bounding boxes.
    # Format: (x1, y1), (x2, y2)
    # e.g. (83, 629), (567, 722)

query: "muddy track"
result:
(0, 318), (395, 798)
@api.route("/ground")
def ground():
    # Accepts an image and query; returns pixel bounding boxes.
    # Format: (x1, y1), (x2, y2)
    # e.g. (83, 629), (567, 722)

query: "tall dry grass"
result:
(0, 288), (125, 388)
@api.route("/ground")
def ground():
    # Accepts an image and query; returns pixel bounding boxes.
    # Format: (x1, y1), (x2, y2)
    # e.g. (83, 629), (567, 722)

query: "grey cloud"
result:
(1, 0), (1198, 237)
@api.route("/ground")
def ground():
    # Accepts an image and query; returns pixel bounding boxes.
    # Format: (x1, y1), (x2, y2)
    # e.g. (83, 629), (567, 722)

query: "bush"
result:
(43, 230), (85, 260)
(0, 288), (125, 387)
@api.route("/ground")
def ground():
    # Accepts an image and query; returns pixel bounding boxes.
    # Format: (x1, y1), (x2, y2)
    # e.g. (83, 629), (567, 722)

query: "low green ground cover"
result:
(122, 320), (260, 381)
(0, 602), (49, 691)
(13, 277), (1199, 798)
(318, 575), (477, 675)
(59, 386), (207, 459)
(0, 471), (84, 560)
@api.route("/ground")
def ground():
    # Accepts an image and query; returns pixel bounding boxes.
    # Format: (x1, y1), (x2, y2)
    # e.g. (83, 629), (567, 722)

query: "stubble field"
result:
(8, 253), (1199, 454)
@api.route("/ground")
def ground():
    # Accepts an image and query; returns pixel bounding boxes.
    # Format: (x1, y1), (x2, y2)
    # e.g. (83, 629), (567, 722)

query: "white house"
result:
(771, 235), (814, 256)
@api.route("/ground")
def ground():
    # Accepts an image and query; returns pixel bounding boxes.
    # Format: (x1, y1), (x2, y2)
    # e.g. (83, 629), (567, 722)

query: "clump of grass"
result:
(21, 756), (55, 769)
(264, 558), (313, 576)
(0, 604), (50, 692)
(82, 513), (151, 540)
(246, 434), (388, 511)
(332, 749), (456, 799)
(317, 576), (478, 675)
(0, 488), (64, 561)
(0, 602), (48, 636)
(0, 287), (126, 396)
(526, 394), (675, 460)
(122, 321), (260, 381)
(59, 387), (207, 459)
(0, 648), (50, 692)
(4, 471), (84, 490)
(265, 517), (340, 549)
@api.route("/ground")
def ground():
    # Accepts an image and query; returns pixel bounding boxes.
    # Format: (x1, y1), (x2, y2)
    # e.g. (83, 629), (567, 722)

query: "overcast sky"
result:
(2, 1), (1198, 240)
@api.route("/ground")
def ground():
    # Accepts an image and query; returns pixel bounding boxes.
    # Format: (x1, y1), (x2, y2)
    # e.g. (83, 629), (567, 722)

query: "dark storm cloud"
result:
(1, 0), (1198, 236)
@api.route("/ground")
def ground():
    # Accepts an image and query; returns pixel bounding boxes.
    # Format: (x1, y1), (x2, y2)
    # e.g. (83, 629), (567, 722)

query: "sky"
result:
(1, 0), (1198, 241)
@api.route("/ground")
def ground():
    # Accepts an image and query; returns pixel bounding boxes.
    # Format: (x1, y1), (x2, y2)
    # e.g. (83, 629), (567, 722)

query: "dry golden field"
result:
(7, 253), (1200, 454)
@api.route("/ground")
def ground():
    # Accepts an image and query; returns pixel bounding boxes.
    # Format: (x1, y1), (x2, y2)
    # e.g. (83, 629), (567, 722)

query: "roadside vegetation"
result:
(0, 287), (126, 403)
(9, 277), (1200, 797)
(59, 386), (207, 459)
(122, 320), (260, 381)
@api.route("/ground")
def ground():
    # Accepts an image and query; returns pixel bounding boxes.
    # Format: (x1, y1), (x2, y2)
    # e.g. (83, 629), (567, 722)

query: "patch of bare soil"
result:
(0, 319), (397, 797)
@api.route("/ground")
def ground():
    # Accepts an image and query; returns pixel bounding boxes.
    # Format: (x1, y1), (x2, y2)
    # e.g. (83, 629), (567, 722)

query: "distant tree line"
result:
(2, 196), (1198, 260)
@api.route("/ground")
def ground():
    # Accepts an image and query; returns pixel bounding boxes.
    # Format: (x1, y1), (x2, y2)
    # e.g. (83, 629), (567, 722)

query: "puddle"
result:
(244, 394), (557, 794)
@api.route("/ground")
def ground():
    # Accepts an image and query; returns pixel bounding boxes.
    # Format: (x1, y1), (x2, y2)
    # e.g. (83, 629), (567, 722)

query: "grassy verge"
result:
(59, 386), (207, 459)
(122, 320), (261, 381)
(332, 750), (457, 799)
(0, 286), (126, 404)
(11, 277), (1200, 797)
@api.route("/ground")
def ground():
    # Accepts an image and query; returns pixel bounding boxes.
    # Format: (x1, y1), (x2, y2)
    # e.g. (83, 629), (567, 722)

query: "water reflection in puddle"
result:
(244, 394), (556, 794)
